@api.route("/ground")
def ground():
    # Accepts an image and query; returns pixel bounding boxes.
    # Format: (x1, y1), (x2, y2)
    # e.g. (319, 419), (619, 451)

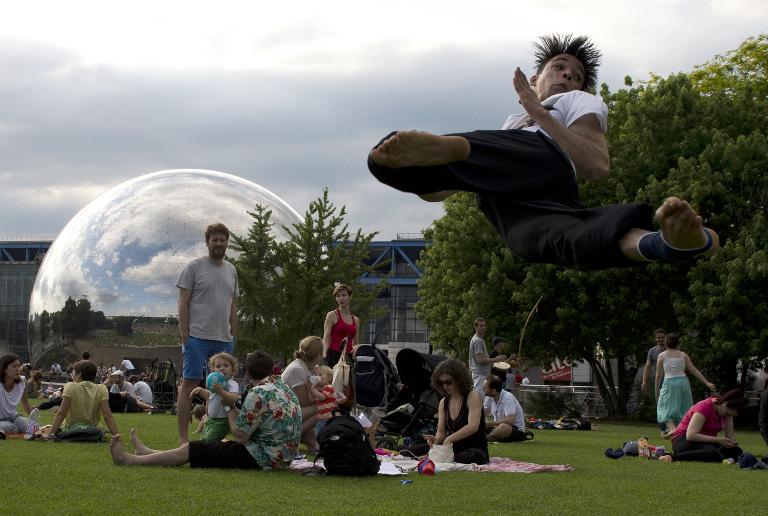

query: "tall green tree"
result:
(231, 189), (383, 359)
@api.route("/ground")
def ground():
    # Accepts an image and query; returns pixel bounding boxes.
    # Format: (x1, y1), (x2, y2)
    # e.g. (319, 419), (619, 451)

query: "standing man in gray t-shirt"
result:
(468, 317), (506, 394)
(641, 328), (666, 393)
(175, 222), (239, 444)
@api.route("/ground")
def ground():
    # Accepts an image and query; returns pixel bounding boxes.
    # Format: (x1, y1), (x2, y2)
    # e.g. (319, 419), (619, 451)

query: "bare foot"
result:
(655, 197), (719, 255)
(130, 428), (155, 456)
(370, 131), (470, 168)
(110, 434), (133, 466)
(419, 190), (458, 202)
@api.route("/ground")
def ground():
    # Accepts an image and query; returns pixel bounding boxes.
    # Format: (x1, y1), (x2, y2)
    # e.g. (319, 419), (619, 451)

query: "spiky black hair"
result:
(533, 34), (602, 92)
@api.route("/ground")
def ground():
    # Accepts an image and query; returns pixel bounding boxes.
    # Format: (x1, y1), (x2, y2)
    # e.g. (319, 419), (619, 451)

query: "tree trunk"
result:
(586, 355), (621, 417)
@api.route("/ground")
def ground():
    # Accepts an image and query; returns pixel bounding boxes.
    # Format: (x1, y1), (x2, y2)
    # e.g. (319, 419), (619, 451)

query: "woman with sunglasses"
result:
(423, 359), (489, 464)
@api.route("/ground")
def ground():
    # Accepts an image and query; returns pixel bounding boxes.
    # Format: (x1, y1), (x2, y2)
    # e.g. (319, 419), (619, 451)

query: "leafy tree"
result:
(415, 192), (526, 358)
(231, 189), (383, 360)
(228, 204), (282, 353)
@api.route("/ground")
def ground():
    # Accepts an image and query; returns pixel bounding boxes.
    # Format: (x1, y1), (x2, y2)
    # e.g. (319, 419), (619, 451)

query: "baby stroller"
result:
(351, 340), (401, 411)
(376, 348), (445, 449)
(150, 360), (178, 414)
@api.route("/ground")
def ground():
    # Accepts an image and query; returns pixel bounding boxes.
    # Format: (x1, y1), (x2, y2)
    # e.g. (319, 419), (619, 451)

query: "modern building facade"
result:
(0, 238), (52, 360)
(358, 235), (431, 356)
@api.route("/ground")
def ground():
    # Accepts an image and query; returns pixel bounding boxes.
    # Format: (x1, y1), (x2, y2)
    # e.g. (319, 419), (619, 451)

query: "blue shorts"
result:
(183, 336), (235, 380)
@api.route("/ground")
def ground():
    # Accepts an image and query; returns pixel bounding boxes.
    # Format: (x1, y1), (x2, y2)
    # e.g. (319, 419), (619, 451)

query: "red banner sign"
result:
(542, 360), (572, 382)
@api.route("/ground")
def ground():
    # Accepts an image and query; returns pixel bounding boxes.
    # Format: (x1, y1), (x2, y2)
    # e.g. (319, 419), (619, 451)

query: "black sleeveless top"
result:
(444, 392), (488, 457)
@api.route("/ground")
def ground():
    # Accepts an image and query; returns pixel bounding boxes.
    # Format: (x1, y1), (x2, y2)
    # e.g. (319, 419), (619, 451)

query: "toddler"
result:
(310, 365), (346, 436)
(190, 353), (240, 441)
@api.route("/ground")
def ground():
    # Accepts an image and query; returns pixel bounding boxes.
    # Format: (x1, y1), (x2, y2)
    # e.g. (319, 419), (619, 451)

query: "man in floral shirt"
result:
(234, 353), (303, 469)
(109, 350), (301, 470)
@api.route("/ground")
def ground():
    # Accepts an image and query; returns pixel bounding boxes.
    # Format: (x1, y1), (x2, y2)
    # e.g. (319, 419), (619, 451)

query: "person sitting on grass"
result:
(670, 389), (743, 462)
(0, 353), (34, 436)
(281, 336), (325, 453)
(189, 352), (240, 442)
(26, 370), (43, 399)
(130, 375), (154, 407)
(42, 359), (119, 440)
(110, 350), (302, 470)
(104, 370), (152, 413)
(414, 359), (489, 464)
(483, 375), (530, 442)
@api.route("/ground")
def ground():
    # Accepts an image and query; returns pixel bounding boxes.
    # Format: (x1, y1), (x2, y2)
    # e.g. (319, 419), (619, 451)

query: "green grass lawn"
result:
(2, 408), (767, 516)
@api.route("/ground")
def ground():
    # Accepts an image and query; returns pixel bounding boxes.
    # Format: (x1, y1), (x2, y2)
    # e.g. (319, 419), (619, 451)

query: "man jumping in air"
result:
(368, 34), (718, 269)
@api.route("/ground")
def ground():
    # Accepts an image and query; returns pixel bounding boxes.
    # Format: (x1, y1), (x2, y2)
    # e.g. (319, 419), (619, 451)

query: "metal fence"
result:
(512, 384), (608, 419)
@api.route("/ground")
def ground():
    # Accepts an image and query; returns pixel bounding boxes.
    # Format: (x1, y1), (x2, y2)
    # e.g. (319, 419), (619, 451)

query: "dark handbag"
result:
(53, 426), (105, 442)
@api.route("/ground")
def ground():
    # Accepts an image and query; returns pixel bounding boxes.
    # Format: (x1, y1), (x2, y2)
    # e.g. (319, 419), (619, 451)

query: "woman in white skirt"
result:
(655, 333), (715, 438)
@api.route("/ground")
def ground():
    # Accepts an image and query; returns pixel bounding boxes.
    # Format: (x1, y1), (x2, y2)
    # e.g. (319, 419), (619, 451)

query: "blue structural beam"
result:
(0, 240), (52, 263)
(360, 239), (428, 286)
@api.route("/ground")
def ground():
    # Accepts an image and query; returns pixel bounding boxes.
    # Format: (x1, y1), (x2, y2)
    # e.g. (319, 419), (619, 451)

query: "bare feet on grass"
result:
(130, 428), (155, 456)
(656, 197), (719, 255)
(110, 434), (133, 466)
(370, 131), (470, 168)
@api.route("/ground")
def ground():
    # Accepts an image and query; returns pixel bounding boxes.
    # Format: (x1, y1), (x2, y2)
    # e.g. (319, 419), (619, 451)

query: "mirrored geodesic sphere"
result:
(28, 169), (301, 364)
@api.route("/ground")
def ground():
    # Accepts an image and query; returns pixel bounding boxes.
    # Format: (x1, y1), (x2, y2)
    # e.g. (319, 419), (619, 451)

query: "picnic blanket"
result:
(290, 456), (573, 475)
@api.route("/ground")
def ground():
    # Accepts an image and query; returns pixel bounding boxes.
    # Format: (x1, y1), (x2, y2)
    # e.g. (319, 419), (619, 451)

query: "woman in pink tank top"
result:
(322, 284), (360, 367)
(671, 389), (743, 462)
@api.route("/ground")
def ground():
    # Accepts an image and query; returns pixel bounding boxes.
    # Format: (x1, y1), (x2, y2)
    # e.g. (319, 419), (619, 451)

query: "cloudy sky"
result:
(1, 0), (764, 241)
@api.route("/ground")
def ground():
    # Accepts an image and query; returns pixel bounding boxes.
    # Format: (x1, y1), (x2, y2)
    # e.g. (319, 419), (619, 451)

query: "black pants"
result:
(672, 436), (743, 462)
(368, 130), (654, 269)
(108, 392), (139, 413)
(489, 425), (528, 442)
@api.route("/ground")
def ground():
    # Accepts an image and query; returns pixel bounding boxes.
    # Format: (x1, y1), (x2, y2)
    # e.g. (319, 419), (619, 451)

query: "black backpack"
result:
(316, 414), (380, 476)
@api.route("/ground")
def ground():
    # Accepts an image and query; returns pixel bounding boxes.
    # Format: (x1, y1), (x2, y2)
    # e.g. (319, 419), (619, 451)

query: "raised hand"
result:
(513, 67), (543, 118)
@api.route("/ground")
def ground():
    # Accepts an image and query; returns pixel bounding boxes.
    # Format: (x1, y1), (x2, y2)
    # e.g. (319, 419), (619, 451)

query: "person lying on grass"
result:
(42, 359), (119, 440)
(110, 350), (302, 470)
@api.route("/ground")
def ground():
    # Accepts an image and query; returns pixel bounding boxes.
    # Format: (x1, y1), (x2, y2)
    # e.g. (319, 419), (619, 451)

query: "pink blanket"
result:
(290, 457), (573, 474)
(477, 457), (573, 473)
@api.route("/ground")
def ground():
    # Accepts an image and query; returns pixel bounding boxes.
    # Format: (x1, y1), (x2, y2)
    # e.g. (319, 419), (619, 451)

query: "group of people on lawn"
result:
(3, 222), (759, 470)
(4, 29), (767, 469)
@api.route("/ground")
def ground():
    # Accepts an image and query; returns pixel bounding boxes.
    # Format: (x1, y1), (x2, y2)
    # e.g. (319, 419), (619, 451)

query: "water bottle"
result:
(24, 408), (40, 440)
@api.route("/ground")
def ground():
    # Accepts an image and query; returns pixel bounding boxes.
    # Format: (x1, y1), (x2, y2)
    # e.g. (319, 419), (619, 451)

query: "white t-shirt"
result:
(502, 90), (608, 136)
(207, 379), (240, 418)
(132, 381), (153, 404)
(281, 359), (312, 389)
(110, 381), (135, 396)
(0, 380), (25, 419)
(484, 389), (525, 431)
(120, 359), (135, 371)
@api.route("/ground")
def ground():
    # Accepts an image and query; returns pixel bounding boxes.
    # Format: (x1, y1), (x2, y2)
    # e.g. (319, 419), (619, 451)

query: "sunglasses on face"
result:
(437, 378), (454, 387)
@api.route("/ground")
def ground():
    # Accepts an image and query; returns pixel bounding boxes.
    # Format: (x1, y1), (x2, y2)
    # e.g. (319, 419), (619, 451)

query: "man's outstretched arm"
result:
(513, 68), (609, 182)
